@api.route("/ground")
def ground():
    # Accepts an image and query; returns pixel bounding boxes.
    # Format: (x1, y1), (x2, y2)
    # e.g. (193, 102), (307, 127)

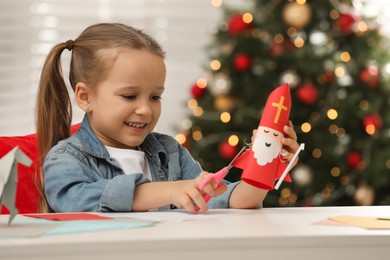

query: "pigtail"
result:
(35, 42), (73, 212)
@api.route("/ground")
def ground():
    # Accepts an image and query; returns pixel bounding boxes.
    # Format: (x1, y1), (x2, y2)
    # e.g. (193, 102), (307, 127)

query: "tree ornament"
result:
(322, 71), (334, 83)
(214, 96), (236, 112)
(227, 13), (252, 36)
(269, 42), (284, 56)
(279, 70), (299, 89)
(268, 39), (296, 57)
(309, 30), (328, 46)
(347, 151), (363, 169)
(218, 139), (238, 160)
(354, 183), (375, 206)
(296, 83), (319, 106)
(177, 132), (192, 149)
(282, 2), (312, 29)
(233, 54), (252, 72)
(190, 83), (205, 99)
(337, 73), (353, 87)
(280, 70), (300, 88)
(338, 12), (359, 34)
(292, 164), (312, 187)
(359, 65), (380, 89)
(362, 113), (383, 133)
(209, 73), (232, 96)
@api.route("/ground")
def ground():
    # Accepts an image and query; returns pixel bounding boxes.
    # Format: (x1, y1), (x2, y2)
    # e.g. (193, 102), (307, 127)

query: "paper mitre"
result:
(259, 83), (291, 132)
(232, 83), (292, 190)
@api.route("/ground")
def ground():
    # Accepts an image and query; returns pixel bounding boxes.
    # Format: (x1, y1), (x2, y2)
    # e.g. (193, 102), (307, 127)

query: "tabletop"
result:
(1, 205), (390, 260)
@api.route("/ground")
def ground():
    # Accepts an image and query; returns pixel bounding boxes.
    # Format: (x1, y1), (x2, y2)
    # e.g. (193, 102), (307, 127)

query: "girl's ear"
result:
(75, 82), (92, 112)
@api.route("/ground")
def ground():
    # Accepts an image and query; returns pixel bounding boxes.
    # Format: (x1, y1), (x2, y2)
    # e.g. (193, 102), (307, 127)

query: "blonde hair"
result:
(35, 23), (165, 212)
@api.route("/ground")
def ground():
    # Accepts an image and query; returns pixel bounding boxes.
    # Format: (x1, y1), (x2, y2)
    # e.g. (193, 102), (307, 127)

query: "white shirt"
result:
(105, 146), (152, 181)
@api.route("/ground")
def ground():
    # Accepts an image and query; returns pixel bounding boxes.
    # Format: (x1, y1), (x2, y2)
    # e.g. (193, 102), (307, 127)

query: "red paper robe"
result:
(232, 148), (292, 190)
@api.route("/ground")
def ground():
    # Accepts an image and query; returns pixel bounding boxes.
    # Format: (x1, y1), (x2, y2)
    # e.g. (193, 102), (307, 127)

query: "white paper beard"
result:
(252, 136), (282, 166)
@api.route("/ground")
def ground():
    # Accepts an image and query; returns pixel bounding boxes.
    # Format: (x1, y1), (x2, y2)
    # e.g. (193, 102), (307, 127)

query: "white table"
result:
(1, 206), (390, 260)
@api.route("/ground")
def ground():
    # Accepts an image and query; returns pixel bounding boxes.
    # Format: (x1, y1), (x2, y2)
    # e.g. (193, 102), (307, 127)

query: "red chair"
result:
(0, 124), (80, 214)
(0, 133), (41, 213)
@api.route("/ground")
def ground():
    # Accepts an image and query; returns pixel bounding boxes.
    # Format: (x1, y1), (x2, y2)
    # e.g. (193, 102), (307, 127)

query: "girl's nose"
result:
(135, 101), (153, 116)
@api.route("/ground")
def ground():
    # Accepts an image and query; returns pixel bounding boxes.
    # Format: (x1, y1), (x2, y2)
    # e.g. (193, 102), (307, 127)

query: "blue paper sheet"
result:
(0, 216), (153, 238)
(46, 220), (152, 235)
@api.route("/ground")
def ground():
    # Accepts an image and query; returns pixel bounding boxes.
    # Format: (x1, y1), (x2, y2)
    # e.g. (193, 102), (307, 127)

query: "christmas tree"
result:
(176, 0), (390, 207)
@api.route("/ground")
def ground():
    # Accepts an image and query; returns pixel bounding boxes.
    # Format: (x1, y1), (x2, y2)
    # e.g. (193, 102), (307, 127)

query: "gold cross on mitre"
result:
(272, 95), (287, 124)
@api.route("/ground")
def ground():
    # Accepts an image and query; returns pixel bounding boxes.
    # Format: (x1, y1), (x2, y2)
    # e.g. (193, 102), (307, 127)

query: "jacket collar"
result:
(76, 115), (167, 166)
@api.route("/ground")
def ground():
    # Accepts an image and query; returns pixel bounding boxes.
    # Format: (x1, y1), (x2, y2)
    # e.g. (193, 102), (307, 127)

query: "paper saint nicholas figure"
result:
(232, 83), (292, 190)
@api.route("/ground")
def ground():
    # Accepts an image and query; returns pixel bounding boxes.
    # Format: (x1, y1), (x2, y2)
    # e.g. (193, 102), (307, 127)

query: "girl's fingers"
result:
(281, 149), (299, 166)
(280, 121), (300, 167)
(282, 137), (299, 153)
(214, 183), (228, 196)
(201, 181), (216, 197)
(281, 149), (292, 161)
(283, 124), (297, 141)
(190, 189), (208, 212)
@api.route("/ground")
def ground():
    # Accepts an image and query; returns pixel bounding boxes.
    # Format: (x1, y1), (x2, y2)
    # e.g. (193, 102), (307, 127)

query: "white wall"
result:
(0, 0), (223, 136)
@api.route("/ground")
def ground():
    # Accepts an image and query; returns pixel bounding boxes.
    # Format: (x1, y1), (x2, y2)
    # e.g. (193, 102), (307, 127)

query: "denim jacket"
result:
(44, 116), (240, 212)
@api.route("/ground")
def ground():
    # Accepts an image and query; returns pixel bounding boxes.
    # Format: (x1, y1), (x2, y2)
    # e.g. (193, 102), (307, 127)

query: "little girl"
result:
(35, 23), (299, 213)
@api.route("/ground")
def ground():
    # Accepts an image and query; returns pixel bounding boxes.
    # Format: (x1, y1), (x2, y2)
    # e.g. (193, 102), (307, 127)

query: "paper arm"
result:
(231, 148), (251, 169)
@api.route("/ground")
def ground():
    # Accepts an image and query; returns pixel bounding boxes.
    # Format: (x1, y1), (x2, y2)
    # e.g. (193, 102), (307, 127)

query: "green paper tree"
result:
(177, 0), (390, 207)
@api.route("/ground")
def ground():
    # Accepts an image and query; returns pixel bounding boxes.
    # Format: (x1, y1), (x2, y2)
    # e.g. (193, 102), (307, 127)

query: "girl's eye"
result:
(122, 95), (136, 100)
(151, 96), (162, 101)
(264, 130), (269, 133)
(273, 133), (279, 137)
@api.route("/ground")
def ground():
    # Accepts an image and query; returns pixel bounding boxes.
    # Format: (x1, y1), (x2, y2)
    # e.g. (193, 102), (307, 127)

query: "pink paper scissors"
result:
(195, 145), (249, 211)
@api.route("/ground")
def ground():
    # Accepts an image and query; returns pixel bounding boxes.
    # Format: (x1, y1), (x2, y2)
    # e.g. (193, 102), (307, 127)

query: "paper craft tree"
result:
(0, 147), (32, 225)
(232, 83), (292, 190)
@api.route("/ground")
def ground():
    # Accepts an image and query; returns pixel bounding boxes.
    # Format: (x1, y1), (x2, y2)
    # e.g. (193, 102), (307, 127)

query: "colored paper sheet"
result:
(24, 212), (113, 221)
(0, 218), (61, 238)
(1, 216), (153, 238)
(328, 215), (390, 230)
(312, 218), (349, 226)
(46, 220), (152, 235)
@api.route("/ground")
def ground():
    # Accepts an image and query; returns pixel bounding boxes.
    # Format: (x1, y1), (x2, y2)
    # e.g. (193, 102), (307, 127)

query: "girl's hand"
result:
(281, 120), (300, 167)
(170, 172), (227, 213)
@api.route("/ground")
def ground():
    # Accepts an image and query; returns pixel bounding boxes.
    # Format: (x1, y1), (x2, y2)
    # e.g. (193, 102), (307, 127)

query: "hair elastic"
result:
(65, 39), (75, 51)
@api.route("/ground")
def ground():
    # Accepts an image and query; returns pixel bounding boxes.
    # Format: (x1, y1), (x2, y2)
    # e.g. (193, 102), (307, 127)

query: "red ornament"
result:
(269, 43), (284, 56)
(363, 113), (383, 131)
(227, 14), (252, 36)
(322, 71), (334, 83)
(347, 151), (363, 169)
(191, 83), (205, 99)
(338, 12), (358, 34)
(359, 65), (380, 89)
(218, 140), (238, 160)
(296, 84), (319, 106)
(233, 54), (252, 72)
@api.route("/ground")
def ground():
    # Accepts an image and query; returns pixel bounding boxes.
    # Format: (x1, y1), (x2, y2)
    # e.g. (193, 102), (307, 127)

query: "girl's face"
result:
(86, 48), (166, 149)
